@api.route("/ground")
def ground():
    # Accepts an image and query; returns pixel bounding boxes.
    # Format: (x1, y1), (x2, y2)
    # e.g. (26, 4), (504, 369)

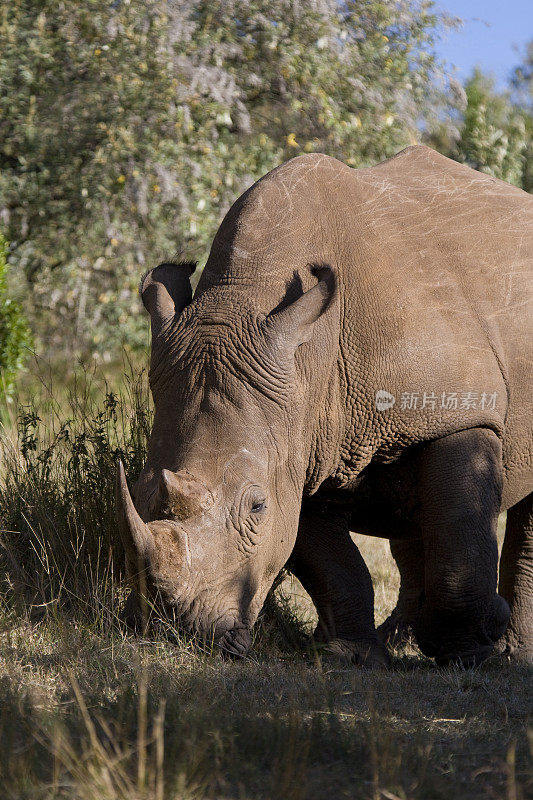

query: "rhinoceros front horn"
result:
(116, 460), (154, 567)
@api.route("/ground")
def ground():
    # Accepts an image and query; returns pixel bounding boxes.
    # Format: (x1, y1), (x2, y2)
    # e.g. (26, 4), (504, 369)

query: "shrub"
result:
(0, 367), (151, 620)
(0, 235), (32, 403)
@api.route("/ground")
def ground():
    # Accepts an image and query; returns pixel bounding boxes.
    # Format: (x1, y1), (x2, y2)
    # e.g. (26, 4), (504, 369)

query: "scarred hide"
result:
(118, 146), (532, 666)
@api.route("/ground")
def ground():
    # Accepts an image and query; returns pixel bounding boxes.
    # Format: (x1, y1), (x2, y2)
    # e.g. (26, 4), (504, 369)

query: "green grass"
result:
(0, 370), (531, 799)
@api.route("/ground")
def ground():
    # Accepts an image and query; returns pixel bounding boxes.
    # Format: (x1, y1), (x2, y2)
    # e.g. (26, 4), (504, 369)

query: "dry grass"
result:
(0, 373), (531, 799)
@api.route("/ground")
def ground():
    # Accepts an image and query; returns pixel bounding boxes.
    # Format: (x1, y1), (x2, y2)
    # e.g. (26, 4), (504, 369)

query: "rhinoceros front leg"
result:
(288, 504), (390, 668)
(415, 427), (510, 667)
(497, 492), (533, 663)
(377, 538), (424, 648)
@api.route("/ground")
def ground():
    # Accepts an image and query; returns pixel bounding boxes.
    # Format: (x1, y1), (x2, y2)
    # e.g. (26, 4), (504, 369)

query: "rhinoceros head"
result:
(117, 261), (335, 655)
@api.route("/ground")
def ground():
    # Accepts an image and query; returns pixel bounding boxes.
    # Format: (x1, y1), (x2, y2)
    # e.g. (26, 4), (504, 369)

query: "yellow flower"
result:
(286, 133), (299, 148)
(117, 175), (126, 183)
(110, 238), (118, 246)
(153, 184), (160, 192)
(94, 48), (101, 56)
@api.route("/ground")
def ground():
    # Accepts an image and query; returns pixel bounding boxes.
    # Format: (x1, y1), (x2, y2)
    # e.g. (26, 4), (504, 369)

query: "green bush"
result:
(455, 70), (527, 187)
(0, 0), (457, 358)
(0, 368), (151, 617)
(0, 235), (32, 402)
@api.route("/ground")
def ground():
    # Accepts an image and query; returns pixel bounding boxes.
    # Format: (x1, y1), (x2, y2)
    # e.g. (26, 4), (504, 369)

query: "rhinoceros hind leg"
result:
(497, 492), (533, 663)
(414, 428), (509, 666)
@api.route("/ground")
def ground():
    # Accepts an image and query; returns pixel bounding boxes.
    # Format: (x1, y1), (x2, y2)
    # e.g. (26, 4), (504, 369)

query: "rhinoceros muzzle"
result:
(116, 461), (253, 656)
(216, 625), (253, 657)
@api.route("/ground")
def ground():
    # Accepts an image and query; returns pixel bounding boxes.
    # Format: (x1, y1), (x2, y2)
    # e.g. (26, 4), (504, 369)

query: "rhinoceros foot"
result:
(494, 634), (533, 665)
(315, 637), (391, 669)
(377, 608), (417, 650)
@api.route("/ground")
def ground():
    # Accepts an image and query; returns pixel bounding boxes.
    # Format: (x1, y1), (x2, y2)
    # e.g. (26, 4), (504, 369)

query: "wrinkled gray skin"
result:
(117, 146), (532, 667)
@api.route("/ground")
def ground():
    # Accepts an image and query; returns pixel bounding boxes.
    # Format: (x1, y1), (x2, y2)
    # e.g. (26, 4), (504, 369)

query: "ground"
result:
(0, 526), (530, 800)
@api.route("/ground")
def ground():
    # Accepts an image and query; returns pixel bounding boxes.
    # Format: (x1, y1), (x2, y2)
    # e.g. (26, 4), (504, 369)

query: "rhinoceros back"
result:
(196, 147), (533, 507)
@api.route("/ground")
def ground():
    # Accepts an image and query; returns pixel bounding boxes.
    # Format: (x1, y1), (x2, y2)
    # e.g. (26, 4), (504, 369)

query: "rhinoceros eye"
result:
(241, 486), (267, 519)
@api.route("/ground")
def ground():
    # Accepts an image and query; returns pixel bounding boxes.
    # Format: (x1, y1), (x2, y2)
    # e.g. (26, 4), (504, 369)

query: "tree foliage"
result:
(511, 41), (533, 193)
(0, 235), (32, 401)
(1, 4), (530, 361)
(454, 69), (528, 187)
(428, 44), (533, 193)
(0, 0), (457, 357)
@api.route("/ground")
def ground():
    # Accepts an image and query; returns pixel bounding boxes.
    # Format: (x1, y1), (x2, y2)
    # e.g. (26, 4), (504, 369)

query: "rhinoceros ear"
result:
(265, 266), (336, 350)
(140, 261), (196, 337)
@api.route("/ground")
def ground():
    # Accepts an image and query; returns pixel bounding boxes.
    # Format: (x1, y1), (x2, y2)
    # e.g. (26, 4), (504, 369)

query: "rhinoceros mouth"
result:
(166, 603), (252, 657)
(215, 624), (252, 658)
